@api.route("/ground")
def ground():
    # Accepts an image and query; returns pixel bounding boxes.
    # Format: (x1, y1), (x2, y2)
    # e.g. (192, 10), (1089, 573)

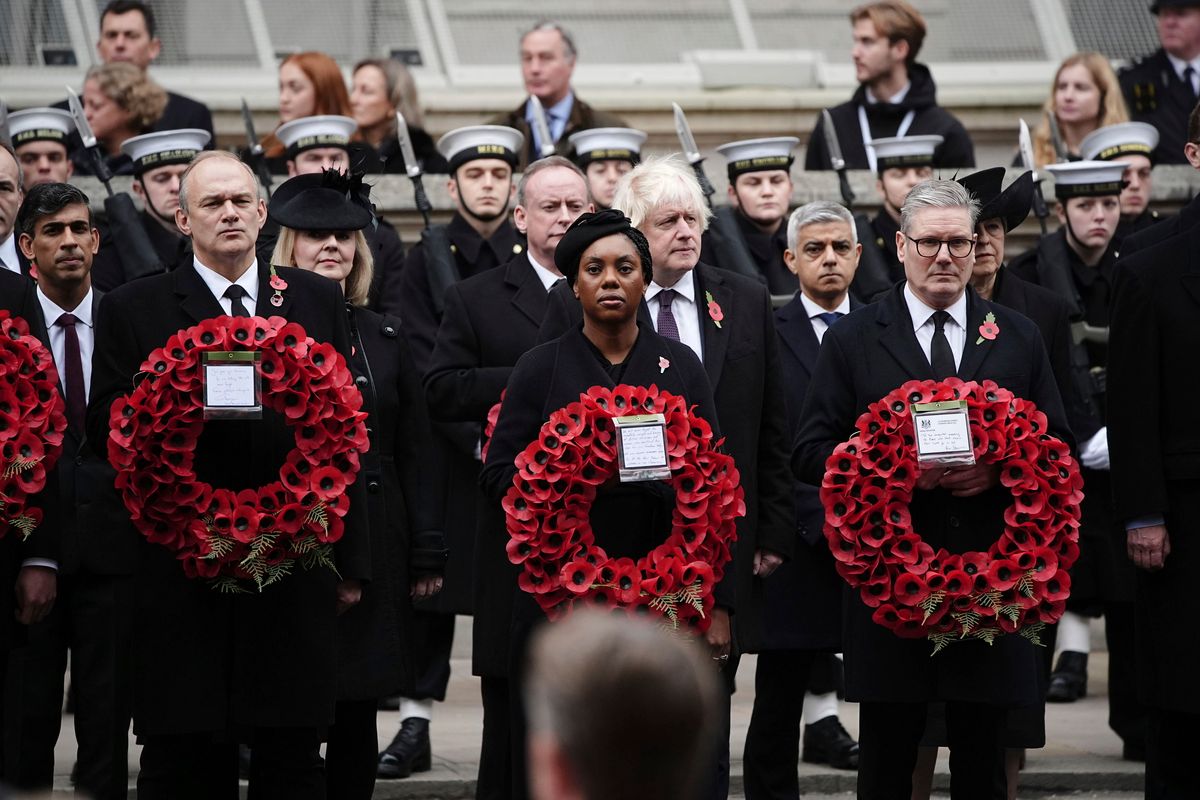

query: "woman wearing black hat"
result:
(268, 170), (448, 799)
(479, 209), (724, 799)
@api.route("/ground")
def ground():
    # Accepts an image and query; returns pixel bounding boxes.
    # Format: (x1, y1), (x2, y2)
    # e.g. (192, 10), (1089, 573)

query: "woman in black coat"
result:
(479, 210), (723, 798)
(269, 170), (447, 799)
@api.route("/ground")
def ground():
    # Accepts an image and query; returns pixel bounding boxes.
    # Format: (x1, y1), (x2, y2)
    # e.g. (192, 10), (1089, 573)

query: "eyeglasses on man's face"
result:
(905, 235), (975, 259)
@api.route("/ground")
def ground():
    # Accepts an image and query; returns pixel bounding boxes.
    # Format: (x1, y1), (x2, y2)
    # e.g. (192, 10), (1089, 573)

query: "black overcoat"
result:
(1109, 224), (1200, 712)
(86, 261), (371, 736)
(538, 263), (794, 652)
(423, 254), (552, 676)
(336, 305), (442, 700)
(792, 284), (1069, 705)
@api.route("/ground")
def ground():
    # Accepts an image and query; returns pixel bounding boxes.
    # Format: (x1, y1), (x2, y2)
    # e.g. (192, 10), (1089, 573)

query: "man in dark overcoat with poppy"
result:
(793, 179), (1070, 799)
(87, 151), (369, 799)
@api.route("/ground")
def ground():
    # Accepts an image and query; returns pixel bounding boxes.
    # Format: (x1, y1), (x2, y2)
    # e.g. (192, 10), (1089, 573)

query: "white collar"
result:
(647, 271), (697, 303)
(0, 233), (20, 273)
(37, 285), (95, 326)
(866, 80), (911, 105)
(1166, 52), (1200, 80)
(194, 257), (259, 307)
(800, 292), (850, 319)
(526, 251), (564, 291)
(903, 282), (967, 333)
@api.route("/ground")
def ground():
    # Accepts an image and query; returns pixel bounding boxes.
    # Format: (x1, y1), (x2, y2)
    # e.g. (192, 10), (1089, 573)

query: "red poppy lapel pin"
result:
(705, 290), (724, 328)
(268, 265), (288, 307)
(976, 311), (999, 345)
(659, 356), (670, 374)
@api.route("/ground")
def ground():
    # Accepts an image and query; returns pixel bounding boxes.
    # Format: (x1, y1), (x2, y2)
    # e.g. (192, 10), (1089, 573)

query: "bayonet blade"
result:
(672, 103), (703, 165)
(395, 111), (423, 179)
(0, 98), (10, 147)
(241, 98), (263, 156)
(528, 95), (556, 159)
(66, 86), (97, 149)
(821, 109), (846, 171)
(1046, 113), (1069, 163)
(1018, 118), (1037, 176)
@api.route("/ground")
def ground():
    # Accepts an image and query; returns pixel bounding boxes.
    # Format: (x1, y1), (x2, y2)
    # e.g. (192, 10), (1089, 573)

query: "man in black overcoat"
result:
(1123, 100), (1200, 255)
(804, 1), (974, 173)
(744, 201), (863, 797)
(538, 154), (793, 800)
(86, 151), (370, 799)
(423, 156), (592, 800)
(4, 183), (135, 800)
(793, 179), (1070, 799)
(1109, 220), (1200, 798)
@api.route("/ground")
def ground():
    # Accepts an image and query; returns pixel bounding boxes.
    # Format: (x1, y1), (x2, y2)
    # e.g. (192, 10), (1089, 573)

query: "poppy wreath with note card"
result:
(502, 384), (744, 633)
(107, 315), (369, 592)
(0, 310), (68, 540)
(819, 378), (1083, 652)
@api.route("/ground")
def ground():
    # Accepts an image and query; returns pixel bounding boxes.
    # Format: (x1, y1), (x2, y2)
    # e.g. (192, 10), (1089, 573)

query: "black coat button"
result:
(367, 480), (381, 494)
(382, 325), (397, 338)
(948, 516), (960, 528)
(355, 375), (369, 387)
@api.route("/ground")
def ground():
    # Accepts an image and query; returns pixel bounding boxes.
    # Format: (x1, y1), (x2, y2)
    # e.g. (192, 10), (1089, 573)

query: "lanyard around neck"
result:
(859, 103), (917, 172)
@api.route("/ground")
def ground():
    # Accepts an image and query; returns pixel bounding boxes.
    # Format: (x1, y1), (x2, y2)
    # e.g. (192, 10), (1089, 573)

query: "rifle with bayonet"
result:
(1047, 113), (1071, 163)
(821, 108), (856, 209)
(241, 99), (273, 198)
(670, 103), (761, 287)
(1019, 119), (1050, 237)
(396, 111), (432, 231)
(528, 95), (556, 161)
(66, 86), (164, 283)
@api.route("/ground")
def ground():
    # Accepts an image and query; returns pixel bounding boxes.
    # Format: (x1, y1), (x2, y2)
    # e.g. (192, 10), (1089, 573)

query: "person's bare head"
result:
(97, 0), (161, 69)
(176, 151), (266, 277)
(525, 610), (719, 800)
(520, 21), (577, 106)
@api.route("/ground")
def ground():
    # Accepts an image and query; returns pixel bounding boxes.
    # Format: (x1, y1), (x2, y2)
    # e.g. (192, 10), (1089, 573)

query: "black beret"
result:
(553, 209), (652, 283)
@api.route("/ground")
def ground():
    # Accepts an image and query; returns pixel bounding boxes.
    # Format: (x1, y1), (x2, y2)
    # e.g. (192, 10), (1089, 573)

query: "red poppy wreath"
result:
(820, 378), (1082, 652)
(107, 316), (368, 591)
(502, 385), (744, 633)
(0, 311), (67, 540)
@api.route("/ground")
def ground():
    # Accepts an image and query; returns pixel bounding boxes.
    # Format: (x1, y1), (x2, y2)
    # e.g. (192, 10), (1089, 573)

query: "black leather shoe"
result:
(1046, 651), (1088, 702)
(377, 717), (432, 779)
(801, 715), (859, 770)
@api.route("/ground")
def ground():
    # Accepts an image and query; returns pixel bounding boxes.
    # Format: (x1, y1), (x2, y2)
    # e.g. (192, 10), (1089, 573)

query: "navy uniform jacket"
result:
(1120, 49), (1195, 166)
(793, 284), (1069, 704)
(538, 263), (795, 653)
(804, 63), (975, 171)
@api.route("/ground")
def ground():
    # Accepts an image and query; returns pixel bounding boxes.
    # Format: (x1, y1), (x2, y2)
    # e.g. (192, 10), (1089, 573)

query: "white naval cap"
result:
(1079, 122), (1160, 163)
(120, 128), (212, 174)
(867, 135), (943, 172)
(7, 108), (75, 147)
(437, 125), (524, 171)
(276, 115), (357, 156)
(1045, 160), (1128, 200)
(567, 127), (647, 167)
(715, 136), (800, 179)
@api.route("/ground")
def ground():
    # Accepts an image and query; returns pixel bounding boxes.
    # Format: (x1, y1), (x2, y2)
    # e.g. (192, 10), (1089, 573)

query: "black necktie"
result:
(56, 313), (87, 433)
(224, 285), (251, 317)
(929, 310), (956, 378)
(1186, 65), (1198, 99)
(816, 311), (844, 328)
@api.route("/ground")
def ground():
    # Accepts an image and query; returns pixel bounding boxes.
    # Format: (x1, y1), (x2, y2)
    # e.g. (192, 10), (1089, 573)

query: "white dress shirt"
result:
(37, 286), (95, 402)
(0, 233), (20, 274)
(1166, 52), (1200, 94)
(800, 293), (851, 345)
(903, 283), (967, 372)
(865, 81), (911, 106)
(647, 272), (704, 360)
(525, 91), (575, 153)
(526, 251), (565, 292)
(194, 258), (260, 315)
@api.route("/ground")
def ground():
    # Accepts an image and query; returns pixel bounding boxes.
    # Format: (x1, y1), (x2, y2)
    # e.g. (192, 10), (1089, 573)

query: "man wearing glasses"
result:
(793, 179), (1070, 798)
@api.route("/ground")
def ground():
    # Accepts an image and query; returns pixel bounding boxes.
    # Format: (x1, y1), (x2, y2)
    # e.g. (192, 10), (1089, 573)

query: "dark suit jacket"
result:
(1120, 49), (1193, 166)
(538, 263), (794, 652)
(1109, 224), (1200, 710)
(1123, 192), (1200, 256)
(793, 284), (1069, 704)
(423, 254), (553, 675)
(765, 293), (861, 651)
(86, 260), (370, 735)
(394, 214), (523, 616)
(488, 94), (627, 170)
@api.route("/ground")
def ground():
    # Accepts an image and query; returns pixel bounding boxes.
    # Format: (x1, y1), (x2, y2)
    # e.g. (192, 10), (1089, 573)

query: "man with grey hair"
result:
(745, 201), (862, 794)
(525, 610), (720, 800)
(538, 153), (793, 800)
(424, 154), (592, 800)
(793, 179), (1070, 798)
(87, 148), (370, 798)
(489, 20), (627, 169)
(0, 142), (32, 276)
